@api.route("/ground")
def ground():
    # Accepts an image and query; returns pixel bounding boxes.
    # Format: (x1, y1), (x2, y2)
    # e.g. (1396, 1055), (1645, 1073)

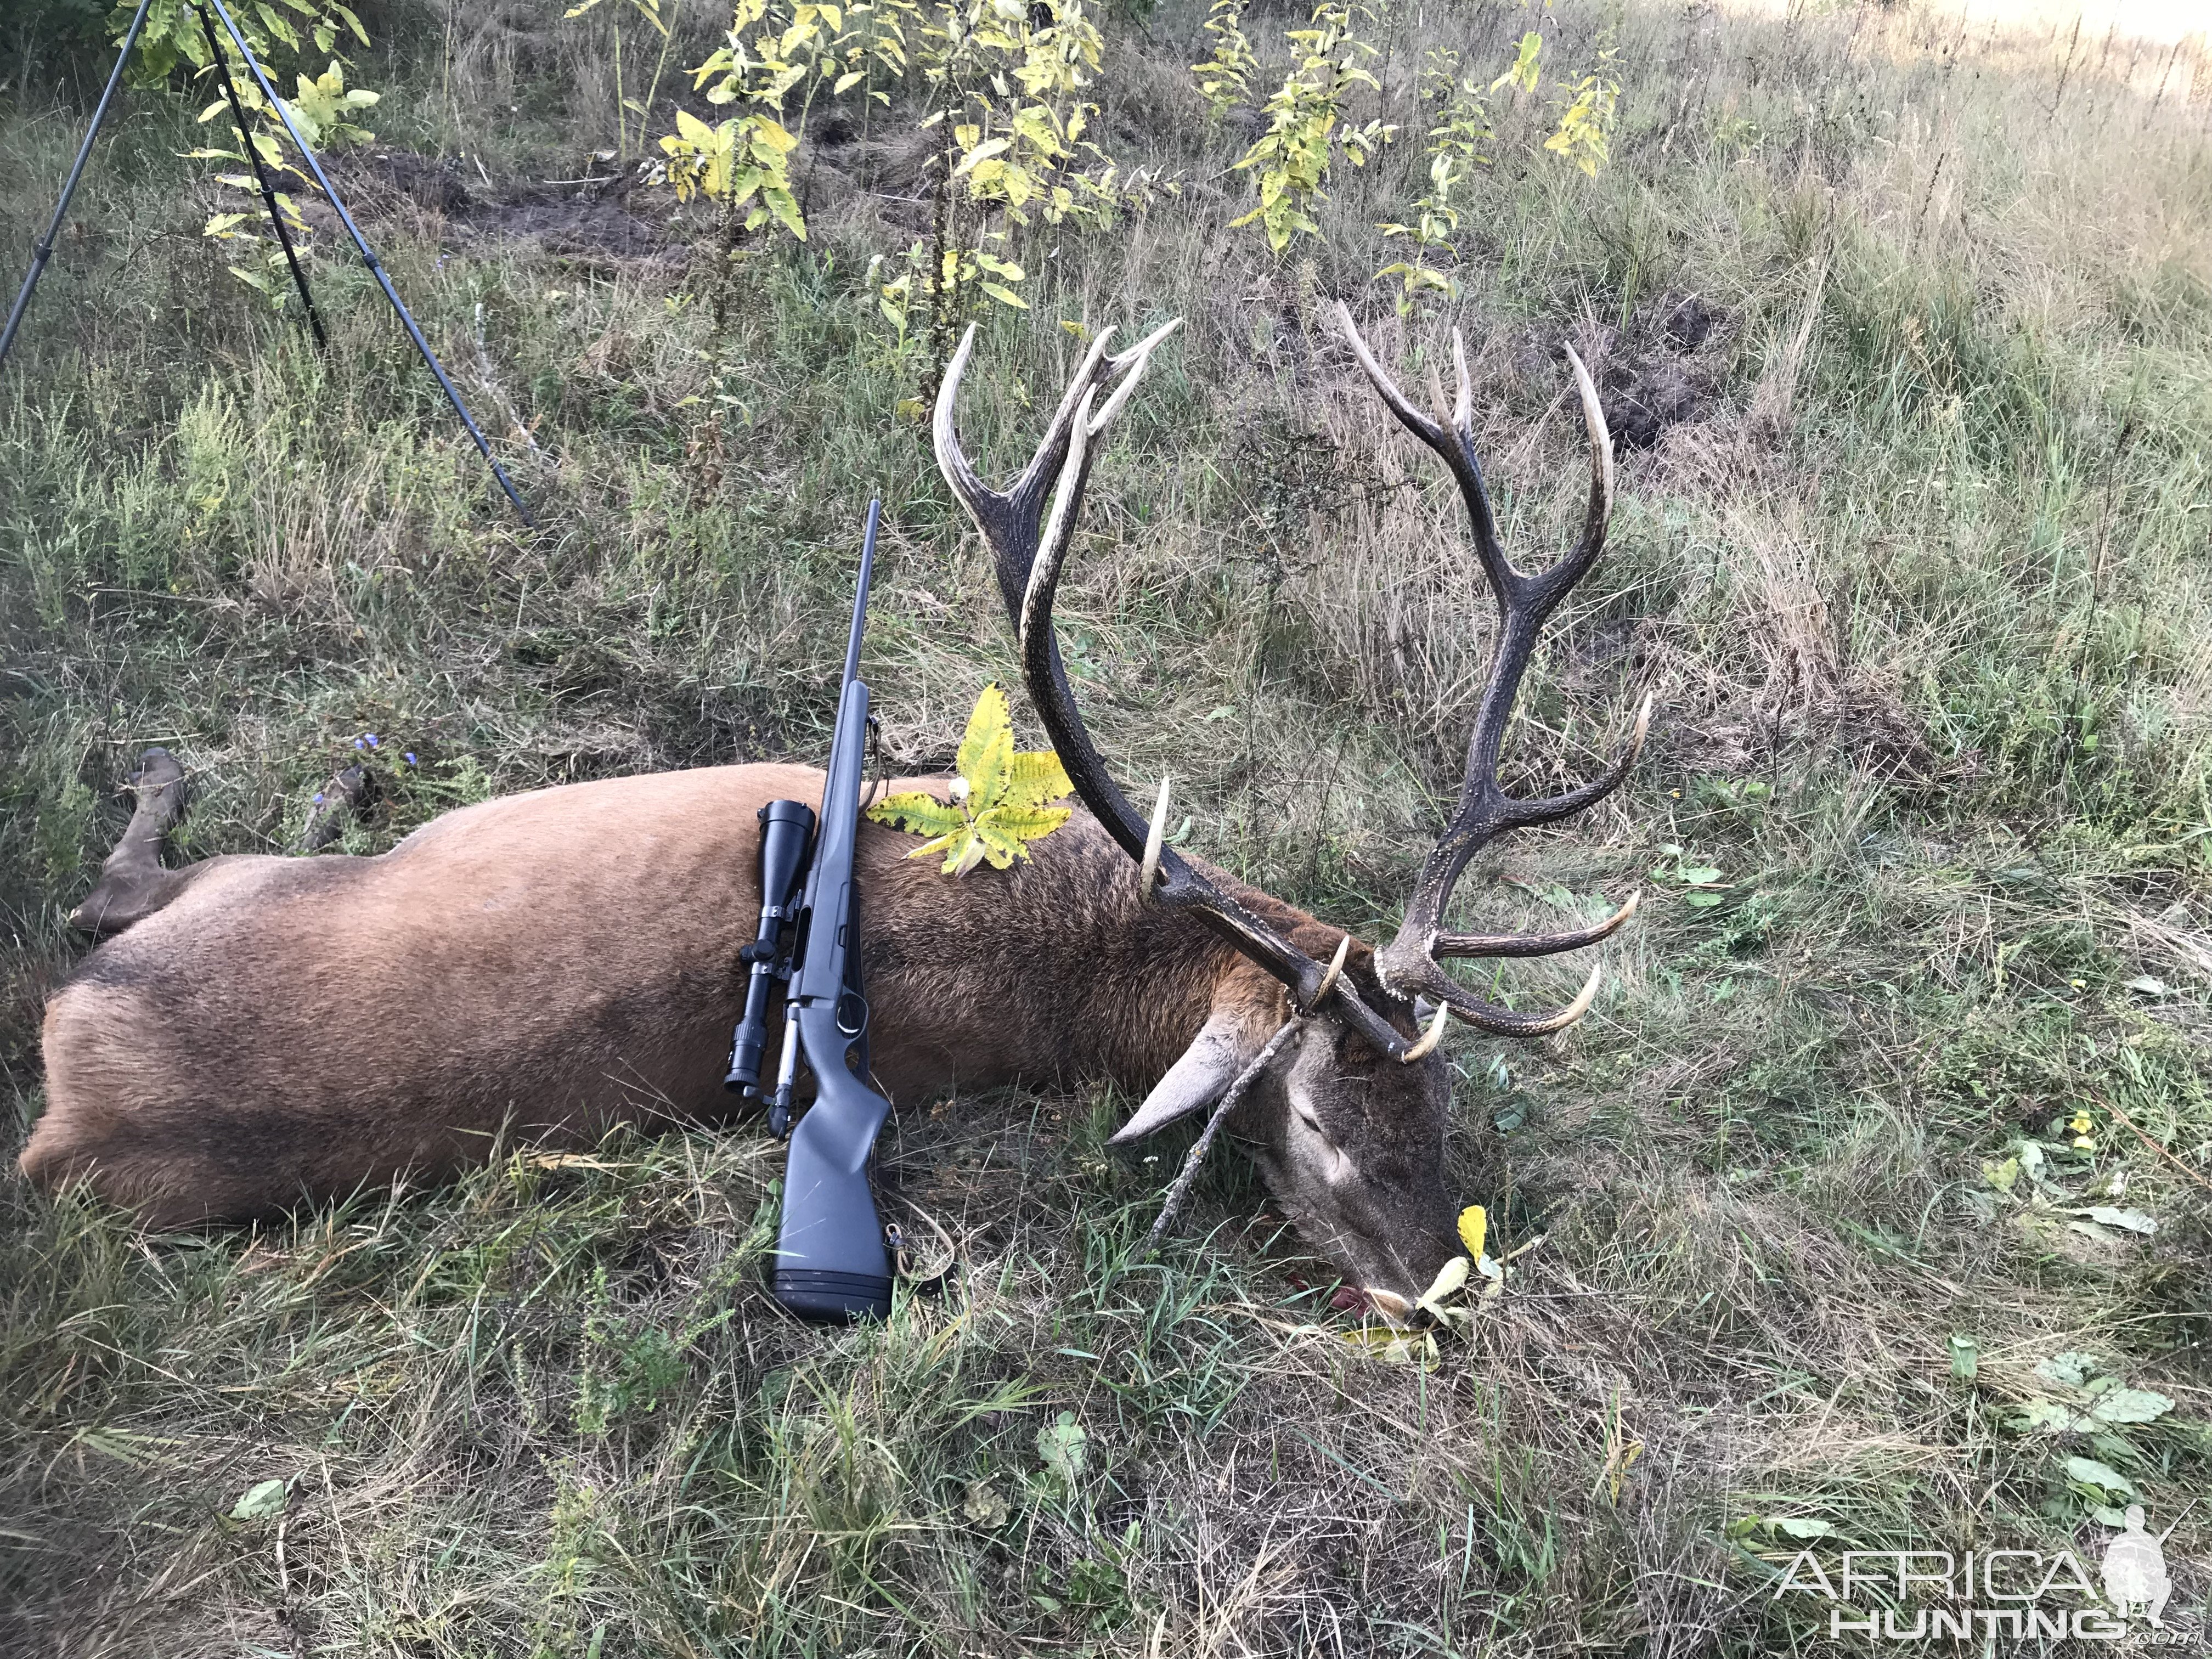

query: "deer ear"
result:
(1109, 1009), (1269, 1144)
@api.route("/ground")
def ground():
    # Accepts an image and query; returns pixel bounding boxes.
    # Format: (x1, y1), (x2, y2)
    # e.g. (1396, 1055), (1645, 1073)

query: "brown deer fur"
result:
(29, 760), (1459, 1297)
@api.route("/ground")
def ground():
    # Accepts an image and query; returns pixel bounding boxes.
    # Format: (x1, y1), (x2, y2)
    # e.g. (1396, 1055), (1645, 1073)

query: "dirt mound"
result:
(1517, 291), (1730, 452)
(305, 146), (686, 265)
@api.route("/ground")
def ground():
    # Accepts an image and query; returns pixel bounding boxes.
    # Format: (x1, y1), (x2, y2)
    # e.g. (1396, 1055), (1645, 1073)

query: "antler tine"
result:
(1093, 317), (1182, 435)
(1434, 889), (1639, 959)
(1336, 301), (1512, 595)
(932, 324), (994, 516)
(934, 321), (1125, 621)
(1430, 958), (1605, 1040)
(1555, 343), (1616, 596)
(1501, 690), (1652, 831)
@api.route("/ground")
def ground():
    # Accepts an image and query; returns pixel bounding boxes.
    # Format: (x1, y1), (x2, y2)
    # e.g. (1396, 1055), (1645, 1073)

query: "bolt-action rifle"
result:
(724, 499), (895, 1323)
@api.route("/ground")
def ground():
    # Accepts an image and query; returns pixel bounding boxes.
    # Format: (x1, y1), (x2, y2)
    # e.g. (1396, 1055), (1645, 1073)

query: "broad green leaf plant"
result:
(1375, 47), (1492, 314)
(1190, 0), (1259, 123)
(1368, 22), (1621, 300)
(867, 682), (1074, 875)
(619, 0), (1136, 373)
(1224, 0), (1394, 256)
(114, 0), (378, 304)
(871, 0), (1142, 369)
(662, 0), (920, 239)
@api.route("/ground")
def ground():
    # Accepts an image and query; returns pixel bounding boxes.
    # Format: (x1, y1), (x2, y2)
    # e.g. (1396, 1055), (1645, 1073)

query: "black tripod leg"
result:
(0, 0), (158, 374)
(199, 0), (535, 527)
(193, 2), (326, 348)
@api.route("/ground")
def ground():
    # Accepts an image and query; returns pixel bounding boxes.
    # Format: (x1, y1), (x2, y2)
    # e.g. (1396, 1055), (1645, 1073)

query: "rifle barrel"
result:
(843, 498), (881, 691)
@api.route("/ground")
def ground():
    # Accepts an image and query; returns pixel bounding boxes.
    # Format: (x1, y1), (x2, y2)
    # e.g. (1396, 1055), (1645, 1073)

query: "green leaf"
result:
(1947, 1333), (1979, 1379)
(2063, 1456), (2136, 1498)
(2065, 1206), (2156, 1235)
(2035, 1351), (2100, 1389)
(2089, 1389), (2173, 1425)
(2018, 1400), (2086, 1434)
(763, 185), (807, 241)
(230, 1478), (288, 1521)
(1036, 1411), (1087, 1481)
(1769, 1517), (1834, 1540)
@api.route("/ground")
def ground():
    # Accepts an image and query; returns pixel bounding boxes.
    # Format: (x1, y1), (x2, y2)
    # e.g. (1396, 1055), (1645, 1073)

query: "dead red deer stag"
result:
(25, 307), (1643, 1314)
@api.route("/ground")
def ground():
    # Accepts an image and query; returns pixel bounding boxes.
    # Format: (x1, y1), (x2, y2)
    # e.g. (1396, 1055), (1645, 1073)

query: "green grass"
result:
(4, 0), (2212, 1651)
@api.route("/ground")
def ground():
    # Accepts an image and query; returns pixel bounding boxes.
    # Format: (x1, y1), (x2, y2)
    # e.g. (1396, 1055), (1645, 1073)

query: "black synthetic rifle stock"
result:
(738, 499), (897, 1324)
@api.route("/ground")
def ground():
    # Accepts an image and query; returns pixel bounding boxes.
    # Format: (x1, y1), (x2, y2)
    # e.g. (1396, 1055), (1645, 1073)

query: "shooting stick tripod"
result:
(0, 0), (534, 524)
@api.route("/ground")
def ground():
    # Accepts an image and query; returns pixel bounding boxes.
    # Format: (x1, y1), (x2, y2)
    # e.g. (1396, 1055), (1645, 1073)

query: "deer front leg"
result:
(68, 748), (203, 937)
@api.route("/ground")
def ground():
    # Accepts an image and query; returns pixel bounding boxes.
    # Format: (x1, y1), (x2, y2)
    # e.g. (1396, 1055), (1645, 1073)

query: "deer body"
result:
(31, 763), (1308, 1224)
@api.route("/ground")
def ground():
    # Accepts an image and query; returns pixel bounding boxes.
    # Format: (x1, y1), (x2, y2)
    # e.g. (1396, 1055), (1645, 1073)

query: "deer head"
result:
(933, 308), (1648, 1314)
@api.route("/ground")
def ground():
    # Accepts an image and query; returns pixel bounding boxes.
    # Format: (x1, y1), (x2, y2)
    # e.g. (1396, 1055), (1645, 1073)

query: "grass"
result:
(4, 0), (2211, 1651)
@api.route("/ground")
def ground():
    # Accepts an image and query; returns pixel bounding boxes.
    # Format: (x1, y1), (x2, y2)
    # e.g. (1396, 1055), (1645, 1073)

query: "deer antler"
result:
(1336, 302), (1648, 1045)
(934, 321), (1417, 1059)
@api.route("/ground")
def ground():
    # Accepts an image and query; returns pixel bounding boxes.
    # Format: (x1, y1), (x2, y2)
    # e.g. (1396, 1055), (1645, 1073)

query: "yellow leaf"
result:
(1341, 1327), (1441, 1368)
(1417, 1254), (1470, 1312)
(1002, 750), (1071, 810)
(906, 828), (967, 866)
(866, 791), (966, 837)
(1457, 1205), (1487, 1262)
(952, 136), (1012, 176)
(955, 681), (1016, 810)
(973, 804), (1071, 866)
(872, 684), (1075, 876)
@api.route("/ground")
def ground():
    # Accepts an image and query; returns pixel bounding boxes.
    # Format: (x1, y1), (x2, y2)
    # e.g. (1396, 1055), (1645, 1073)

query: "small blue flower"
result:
(313, 791), (325, 805)
(353, 737), (365, 750)
(404, 752), (419, 766)
(365, 733), (379, 748)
